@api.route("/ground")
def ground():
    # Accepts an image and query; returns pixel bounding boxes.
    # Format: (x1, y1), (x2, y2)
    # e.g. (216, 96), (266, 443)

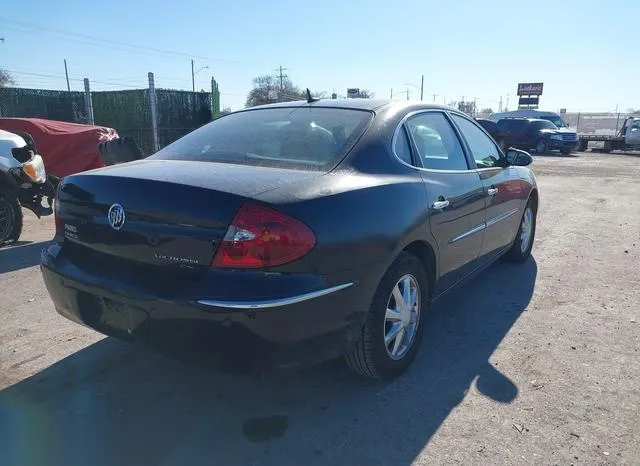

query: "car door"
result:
(401, 111), (486, 293)
(449, 113), (526, 259)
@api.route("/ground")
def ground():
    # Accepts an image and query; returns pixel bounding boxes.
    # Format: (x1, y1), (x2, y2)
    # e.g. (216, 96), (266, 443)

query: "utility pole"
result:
(499, 96), (503, 112)
(276, 65), (288, 102)
(64, 59), (71, 92)
(191, 59), (195, 92)
(420, 74), (424, 101)
(390, 88), (393, 99)
(431, 93), (438, 103)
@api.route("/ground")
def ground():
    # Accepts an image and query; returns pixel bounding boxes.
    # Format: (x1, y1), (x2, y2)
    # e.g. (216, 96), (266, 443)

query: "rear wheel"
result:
(0, 194), (23, 246)
(535, 139), (548, 154)
(345, 252), (428, 380)
(503, 199), (536, 263)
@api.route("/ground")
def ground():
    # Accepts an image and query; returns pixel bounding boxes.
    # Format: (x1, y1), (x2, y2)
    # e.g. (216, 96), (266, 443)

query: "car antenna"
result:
(306, 88), (320, 104)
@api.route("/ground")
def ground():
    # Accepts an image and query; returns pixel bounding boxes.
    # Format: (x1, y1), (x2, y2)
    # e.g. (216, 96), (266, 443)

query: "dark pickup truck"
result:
(476, 117), (579, 155)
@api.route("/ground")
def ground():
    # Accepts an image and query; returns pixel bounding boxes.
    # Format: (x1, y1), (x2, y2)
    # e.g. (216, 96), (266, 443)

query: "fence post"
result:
(83, 78), (95, 125)
(148, 72), (159, 152)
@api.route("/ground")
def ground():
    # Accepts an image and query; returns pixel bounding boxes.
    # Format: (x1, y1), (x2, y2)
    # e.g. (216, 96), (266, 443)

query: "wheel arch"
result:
(401, 240), (436, 299)
(528, 187), (539, 212)
(0, 170), (20, 199)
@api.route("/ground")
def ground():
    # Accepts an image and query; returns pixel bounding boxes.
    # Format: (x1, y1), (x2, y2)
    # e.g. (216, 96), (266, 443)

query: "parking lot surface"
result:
(1, 151), (639, 465)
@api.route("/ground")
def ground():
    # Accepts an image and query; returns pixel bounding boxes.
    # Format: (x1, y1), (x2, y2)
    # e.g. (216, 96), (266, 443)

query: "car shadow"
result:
(0, 240), (51, 274)
(534, 151), (579, 157)
(0, 258), (537, 466)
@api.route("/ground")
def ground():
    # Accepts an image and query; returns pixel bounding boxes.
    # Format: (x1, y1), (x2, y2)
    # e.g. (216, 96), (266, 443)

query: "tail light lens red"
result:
(212, 202), (316, 269)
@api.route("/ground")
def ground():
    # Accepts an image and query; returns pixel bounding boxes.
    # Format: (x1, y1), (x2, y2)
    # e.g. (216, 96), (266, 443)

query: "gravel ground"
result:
(0, 151), (638, 466)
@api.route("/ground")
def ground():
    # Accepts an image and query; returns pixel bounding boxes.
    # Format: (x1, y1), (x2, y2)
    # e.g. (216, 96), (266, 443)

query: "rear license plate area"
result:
(75, 291), (150, 342)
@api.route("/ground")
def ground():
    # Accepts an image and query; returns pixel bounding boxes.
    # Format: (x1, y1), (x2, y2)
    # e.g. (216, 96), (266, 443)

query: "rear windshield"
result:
(149, 107), (373, 171)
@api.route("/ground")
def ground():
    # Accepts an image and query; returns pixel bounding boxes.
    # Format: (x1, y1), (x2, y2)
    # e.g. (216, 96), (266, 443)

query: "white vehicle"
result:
(577, 117), (640, 152)
(0, 130), (55, 245)
(488, 110), (569, 128)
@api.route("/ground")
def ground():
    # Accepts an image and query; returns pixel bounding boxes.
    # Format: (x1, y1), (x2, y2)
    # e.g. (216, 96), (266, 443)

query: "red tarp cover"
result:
(0, 117), (118, 177)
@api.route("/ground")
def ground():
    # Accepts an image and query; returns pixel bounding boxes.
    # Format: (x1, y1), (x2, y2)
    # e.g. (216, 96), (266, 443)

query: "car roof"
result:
(235, 99), (457, 114)
(500, 117), (549, 123)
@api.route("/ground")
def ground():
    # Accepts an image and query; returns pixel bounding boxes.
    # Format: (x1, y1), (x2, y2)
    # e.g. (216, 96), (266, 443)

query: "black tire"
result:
(560, 147), (571, 155)
(345, 252), (429, 380)
(577, 140), (588, 152)
(535, 139), (548, 154)
(503, 199), (536, 263)
(0, 194), (23, 246)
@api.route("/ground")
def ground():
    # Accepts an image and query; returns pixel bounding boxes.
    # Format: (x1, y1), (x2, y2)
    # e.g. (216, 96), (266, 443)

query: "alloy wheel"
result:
(520, 206), (533, 254)
(384, 274), (421, 360)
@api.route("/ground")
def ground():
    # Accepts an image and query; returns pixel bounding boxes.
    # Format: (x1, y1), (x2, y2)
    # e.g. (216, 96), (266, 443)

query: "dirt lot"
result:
(0, 151), (638, 466)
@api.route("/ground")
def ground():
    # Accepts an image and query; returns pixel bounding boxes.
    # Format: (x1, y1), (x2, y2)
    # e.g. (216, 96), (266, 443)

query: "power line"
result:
(0, 17), (259, 66)
(7, 69), (142, 88)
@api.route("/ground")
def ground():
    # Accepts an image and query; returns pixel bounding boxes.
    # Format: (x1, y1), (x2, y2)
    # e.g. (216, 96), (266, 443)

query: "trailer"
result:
(577, 117), (640, 152)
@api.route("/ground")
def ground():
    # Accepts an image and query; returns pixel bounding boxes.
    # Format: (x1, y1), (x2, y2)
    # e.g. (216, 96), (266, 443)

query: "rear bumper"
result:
(40, 244), (378, 369)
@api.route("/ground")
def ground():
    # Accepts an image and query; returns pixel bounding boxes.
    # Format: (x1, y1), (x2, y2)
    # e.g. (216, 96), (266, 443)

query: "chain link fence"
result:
(0, 76), (219, 157)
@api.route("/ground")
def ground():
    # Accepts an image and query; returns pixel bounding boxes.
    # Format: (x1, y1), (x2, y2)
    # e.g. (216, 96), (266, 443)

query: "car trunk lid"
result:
(56, 160), (320, 292)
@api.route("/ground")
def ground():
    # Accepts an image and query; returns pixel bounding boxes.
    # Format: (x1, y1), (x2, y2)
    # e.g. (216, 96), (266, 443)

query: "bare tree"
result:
(481, 107), (494, 114)
(358, 89), (375, 98)
(0, 69), (15, 87)
(245, 74), (305, 107)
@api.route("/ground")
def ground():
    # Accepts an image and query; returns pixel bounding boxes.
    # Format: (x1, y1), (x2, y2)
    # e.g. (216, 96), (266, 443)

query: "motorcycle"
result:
(0, 130), (58, 245)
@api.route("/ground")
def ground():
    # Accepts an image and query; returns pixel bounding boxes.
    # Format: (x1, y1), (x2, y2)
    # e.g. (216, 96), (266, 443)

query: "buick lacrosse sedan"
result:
(41, 99), (538, 380)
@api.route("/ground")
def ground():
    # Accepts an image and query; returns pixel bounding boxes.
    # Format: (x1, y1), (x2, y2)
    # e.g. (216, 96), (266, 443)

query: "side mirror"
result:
(506, 149), (533, 167)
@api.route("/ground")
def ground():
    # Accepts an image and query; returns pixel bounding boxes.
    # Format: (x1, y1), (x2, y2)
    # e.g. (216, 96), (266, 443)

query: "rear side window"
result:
(405, 113), (468, 170)
(150, 107), (373, 171)
(393, 127), (413, 165)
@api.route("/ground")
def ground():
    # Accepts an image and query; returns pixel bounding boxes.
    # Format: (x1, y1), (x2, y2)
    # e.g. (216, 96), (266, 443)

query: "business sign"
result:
(517, 82), (544, 96)
(347, 88), (360, 98)
(518, 96), (540, 106)
(559, 108), (567, 114)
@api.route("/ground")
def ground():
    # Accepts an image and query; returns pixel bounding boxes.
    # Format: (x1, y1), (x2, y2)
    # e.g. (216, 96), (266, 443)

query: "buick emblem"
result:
(108, 203), (126, 230)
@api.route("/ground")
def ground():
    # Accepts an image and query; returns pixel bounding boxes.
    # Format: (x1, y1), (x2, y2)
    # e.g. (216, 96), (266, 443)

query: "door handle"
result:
(432, 199), (450, 210)
(487, 187), (498, 196)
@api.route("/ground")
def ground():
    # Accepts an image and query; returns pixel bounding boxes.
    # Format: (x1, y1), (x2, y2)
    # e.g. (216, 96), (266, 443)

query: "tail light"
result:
(212, 202), (316, 269)
(54, 199), (63, 236)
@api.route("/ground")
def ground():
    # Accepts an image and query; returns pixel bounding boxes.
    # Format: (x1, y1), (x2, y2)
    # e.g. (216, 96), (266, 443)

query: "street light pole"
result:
(191, 59), (195, 92)
(420, 74), (424, 101)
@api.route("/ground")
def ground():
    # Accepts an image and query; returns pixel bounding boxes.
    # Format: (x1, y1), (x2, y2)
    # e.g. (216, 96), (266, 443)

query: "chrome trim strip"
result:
(486, 208), (519, 228)
(449, 223), (486, 244)
(197, 282), (354, 310)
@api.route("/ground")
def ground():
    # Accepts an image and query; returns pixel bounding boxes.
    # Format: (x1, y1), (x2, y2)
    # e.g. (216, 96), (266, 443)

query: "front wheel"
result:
(503, 199), (536, 263)
(560, 147), (571, 155)
(0, 194), (23, 246)
(345, 252), (428, 380)
(535, 139), (548, 154)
